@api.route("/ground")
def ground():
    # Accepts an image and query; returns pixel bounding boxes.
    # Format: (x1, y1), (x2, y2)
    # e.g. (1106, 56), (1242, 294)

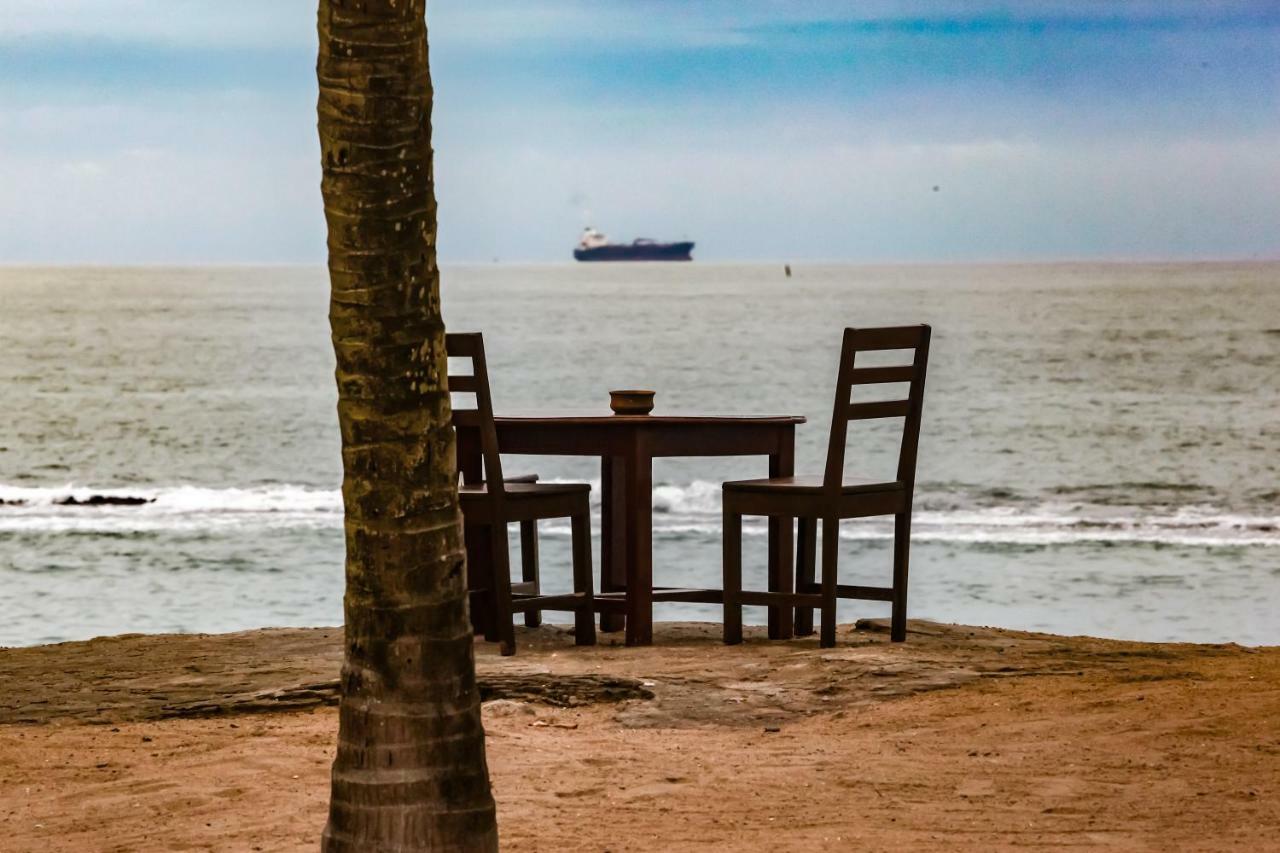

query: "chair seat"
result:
(723, 474), (903, 495)
(460, 481), (590, 498)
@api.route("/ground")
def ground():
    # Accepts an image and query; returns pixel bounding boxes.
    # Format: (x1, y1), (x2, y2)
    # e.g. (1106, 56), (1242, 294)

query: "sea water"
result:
(1, 263), (1277, 646)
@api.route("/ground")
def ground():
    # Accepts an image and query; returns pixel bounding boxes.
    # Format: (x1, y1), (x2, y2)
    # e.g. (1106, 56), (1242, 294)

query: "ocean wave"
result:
(1, 481), (1276, 547)
(0, 484), (341, 533)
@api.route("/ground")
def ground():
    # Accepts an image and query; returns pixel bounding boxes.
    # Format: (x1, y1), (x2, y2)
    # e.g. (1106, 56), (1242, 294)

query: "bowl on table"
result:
(609, 389), (656, 415)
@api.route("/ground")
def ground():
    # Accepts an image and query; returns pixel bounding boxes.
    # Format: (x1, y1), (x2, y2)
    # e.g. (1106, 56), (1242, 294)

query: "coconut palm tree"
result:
(317, 1), (498, 849)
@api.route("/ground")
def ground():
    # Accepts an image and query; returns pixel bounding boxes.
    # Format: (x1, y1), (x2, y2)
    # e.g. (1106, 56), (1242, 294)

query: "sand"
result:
(1, 620), (1277, 851)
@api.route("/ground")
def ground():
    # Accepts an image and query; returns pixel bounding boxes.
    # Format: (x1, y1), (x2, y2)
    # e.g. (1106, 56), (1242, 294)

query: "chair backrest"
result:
(446, 332), (505, 497)
(823, 325), (931, 494)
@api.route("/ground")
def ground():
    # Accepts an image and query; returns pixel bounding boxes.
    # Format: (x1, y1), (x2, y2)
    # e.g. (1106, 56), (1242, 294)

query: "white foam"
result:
(1, 481), (1276, 547)
(0, 484), (341, 533)
(546, 480), (1280, 548)
(651, 480), (722, 515)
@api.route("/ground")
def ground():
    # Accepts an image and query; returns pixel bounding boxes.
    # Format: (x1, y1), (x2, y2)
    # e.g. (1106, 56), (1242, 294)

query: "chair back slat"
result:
(449, 374), (479, 393)
(849, 366), (915, 385)
(847, 400), (912, 420)
(848, 326), (929, 351)
(823, 325), (931, 494)
(445, 334), (481, 357)
(445, 332), (505, 497)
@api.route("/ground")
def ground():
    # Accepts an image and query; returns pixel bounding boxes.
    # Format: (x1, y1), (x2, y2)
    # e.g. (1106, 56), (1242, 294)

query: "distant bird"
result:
(932, 185), (940, 192)
(784, 264), (792, 278)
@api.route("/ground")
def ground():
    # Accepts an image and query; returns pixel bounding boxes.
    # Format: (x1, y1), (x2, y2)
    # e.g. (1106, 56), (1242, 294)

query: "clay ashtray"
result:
(609, 389), (656, 415)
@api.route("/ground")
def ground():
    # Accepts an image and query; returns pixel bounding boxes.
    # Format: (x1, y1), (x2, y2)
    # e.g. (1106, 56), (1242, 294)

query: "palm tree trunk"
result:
(317, 1), (498, 850)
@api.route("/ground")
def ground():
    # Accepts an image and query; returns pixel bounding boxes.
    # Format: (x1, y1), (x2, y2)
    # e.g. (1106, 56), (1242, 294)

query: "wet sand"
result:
(1, 620), (1277, 851)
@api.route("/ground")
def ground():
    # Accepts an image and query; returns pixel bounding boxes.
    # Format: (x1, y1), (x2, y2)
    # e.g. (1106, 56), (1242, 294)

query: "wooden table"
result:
(459, 413), (805, 646)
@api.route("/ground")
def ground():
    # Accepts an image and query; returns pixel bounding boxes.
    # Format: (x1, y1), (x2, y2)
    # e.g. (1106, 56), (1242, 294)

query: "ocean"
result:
(1, 263), (1277, 647)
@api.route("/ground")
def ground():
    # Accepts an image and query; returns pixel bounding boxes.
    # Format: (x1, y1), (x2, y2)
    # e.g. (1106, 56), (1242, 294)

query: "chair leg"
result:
(723, 504), (743, 645)
(488, 523), (517, 656)
(520, 520), (541, 628)
(794, 516), (817, 637)
(891, 512), (910, 643)
(570, 512), (597, 646)
(463, 521), (499, 641)
(767, 514), (795, 640)
(820, 517), (839, 648)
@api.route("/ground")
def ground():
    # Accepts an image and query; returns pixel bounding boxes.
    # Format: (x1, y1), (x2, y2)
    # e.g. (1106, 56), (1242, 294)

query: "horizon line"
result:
(3, 255), (1279, 271)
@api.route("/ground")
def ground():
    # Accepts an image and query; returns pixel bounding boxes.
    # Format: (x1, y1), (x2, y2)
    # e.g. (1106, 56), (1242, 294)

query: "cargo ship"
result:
(573, 227), (694, 262)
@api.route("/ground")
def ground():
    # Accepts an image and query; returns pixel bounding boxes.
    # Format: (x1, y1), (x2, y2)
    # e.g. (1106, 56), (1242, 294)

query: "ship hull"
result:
(573, 241), (694, 262)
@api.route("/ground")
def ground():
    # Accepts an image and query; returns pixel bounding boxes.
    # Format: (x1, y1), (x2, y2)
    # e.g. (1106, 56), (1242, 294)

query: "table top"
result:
(493, 411), (806, 426)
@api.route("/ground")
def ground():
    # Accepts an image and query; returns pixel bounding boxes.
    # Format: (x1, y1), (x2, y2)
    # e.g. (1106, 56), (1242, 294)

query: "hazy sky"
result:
(2, 1), (1278, 263)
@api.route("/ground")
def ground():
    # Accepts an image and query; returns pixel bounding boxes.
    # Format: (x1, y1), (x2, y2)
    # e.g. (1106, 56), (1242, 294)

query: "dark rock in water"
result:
(0, 499), (27, 506)
(54, 495), (154, 507)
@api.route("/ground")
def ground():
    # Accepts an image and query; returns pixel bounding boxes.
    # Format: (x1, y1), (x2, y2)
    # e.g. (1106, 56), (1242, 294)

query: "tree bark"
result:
(317, 1), (498, 850)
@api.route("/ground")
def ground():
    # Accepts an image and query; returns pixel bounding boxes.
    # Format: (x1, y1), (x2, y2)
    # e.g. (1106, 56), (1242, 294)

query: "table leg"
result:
(625, 440), (654, 646)
(600, 455), (626, 633)
(768, 427), (796, 640)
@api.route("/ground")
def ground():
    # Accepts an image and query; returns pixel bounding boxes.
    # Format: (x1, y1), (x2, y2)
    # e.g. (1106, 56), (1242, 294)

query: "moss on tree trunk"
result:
(317, 0), (498, 849)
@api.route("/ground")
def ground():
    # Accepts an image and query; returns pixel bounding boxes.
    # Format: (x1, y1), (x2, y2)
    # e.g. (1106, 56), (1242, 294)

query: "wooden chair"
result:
(447, 332), (596, 656)
(723, 325), (931, 648)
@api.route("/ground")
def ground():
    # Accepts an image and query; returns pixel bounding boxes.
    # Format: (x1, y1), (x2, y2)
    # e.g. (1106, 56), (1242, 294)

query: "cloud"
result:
(434, 129), (1280, 262)
(1, 0), (1277, 263)
(0, 99), (322, 264)
(1, 0), (313, 47)
(58, 160), (106, 178)
(14, 1), (1271, 51)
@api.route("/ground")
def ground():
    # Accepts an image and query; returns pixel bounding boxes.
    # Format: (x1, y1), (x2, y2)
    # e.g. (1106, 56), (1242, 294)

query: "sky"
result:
(1, 1), (1278, 263)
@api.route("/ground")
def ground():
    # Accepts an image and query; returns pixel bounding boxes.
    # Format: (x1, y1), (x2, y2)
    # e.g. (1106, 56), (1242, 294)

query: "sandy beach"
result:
(1, 620), (1276, 851)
